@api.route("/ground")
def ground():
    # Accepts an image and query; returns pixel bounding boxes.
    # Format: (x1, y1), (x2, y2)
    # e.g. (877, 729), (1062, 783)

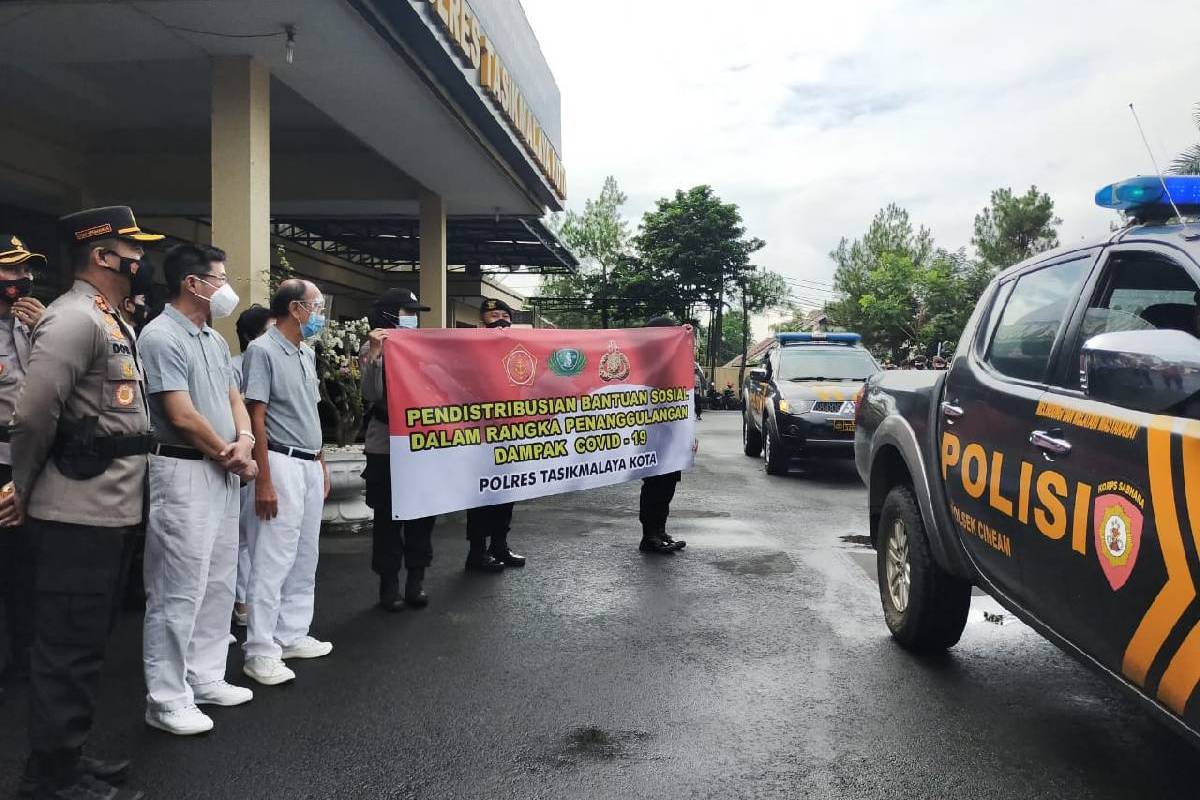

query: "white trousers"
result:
(143, 455), (240, 711)
(236, 481), (257, 604)
(244, 451), (325, 660)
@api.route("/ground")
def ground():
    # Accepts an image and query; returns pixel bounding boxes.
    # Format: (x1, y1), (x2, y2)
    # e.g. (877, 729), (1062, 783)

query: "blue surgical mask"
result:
(301, 311), (326, 339)
(395, 315), (419, 329)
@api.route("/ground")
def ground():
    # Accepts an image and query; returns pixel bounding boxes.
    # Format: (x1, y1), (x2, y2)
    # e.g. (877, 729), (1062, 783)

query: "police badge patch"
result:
(1094, 493), (1143, 591)
(503, 346), (536, 386)
(548, 348), (586, 377)
(598, 341), (630, 382)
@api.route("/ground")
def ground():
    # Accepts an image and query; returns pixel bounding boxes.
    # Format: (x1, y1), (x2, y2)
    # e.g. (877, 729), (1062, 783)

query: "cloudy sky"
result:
(518, 0), (1200, 328)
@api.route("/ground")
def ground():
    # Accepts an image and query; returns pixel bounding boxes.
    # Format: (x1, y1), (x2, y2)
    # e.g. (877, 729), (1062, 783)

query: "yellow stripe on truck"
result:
(1155, 422), (1200, 714)
(1123, 419), (1195, 688)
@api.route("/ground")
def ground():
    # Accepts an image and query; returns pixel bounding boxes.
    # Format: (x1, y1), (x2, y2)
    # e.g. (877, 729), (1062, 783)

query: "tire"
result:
(877, 485), (971, 652)
(743, 412), (762, 457)
(762, 414), (790, 476)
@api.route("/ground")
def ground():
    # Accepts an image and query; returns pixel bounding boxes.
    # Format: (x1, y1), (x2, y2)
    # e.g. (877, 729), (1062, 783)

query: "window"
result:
(777, 347), (879, 381)
(1080, 253), (1199, 340)
(986, 258), (1091, 382)
(1063, 251), (1200, 388)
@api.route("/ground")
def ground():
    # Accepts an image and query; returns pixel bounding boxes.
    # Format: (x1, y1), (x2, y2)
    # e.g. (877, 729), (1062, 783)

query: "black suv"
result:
(742, 332), (880, 475)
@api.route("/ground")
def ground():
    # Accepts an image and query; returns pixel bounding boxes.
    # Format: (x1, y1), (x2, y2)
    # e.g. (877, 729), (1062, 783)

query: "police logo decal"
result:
(548, 348), (586, 377)
(115, 382), (136, 407)
(502, 346), (536, 386)
(1094, 493), (1143, 590)
(598, 341), (631, 383)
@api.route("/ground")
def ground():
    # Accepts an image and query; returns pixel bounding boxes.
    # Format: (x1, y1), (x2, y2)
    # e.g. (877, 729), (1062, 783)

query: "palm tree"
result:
(1170, 103), (1200, 175)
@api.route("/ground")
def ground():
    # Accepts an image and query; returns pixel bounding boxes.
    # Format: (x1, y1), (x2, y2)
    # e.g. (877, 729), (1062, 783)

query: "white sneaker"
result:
(243, 656), (296, 686)
(192, 680), (254, 707)
(145, 704), (214, 736)
(281, 636), (333, 660)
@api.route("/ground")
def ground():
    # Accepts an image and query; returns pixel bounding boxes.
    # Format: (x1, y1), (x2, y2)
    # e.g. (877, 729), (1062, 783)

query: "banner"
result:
(384, 326), (696, 519)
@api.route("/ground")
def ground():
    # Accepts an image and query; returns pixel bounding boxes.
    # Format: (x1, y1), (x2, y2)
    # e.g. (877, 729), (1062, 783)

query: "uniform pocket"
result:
(107, 355), (139, 382)
(103, 380), (141, 412)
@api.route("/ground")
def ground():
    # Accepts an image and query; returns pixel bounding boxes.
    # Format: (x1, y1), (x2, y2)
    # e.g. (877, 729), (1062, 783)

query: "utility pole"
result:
(739, 280), (750, 389)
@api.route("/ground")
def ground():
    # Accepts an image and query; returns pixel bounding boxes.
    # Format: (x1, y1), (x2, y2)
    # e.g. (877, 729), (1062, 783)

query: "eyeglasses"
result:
(193, 273), (228, 286)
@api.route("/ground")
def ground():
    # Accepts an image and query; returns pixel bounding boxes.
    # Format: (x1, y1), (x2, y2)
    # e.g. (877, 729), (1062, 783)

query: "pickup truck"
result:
(855, 175), (1200, 744)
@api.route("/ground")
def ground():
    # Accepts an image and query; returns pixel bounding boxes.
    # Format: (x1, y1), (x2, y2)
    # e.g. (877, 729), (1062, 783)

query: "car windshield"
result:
(777, 347), (878, 381)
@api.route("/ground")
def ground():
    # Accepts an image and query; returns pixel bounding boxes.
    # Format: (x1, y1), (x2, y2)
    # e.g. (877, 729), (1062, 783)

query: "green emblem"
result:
(549, 348), (586, 376)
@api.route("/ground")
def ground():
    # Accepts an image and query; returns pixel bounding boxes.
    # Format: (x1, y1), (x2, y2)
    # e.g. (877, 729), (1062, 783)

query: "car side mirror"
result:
(1081, 329), (1200, 414)
(748, 367), (768, 383)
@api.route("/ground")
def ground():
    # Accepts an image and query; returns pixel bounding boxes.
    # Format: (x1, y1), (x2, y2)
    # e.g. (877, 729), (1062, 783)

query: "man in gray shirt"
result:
(139, 244), (257, 736)
(240, 279), (331, 687)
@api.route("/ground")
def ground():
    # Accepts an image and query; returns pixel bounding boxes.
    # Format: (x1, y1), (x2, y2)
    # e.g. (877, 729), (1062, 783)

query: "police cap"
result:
(378, 288), (430, 312)
(0, 234), (46, 267)
(480, 297), (513, 317)
(58, 206), (165, 247)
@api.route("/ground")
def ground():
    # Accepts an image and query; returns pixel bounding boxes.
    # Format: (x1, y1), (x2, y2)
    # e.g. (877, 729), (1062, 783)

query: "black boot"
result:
(465, 541), (505, 573)
(377, 574), (404, 612)
(489, 541), (526, 568)
(21, 756), (131, 798)
(404, 568), (429, 609)
(639, 533), (675, 554)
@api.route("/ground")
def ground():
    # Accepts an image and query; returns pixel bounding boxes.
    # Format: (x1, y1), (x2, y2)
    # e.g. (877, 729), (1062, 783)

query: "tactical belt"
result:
(152, 443), (204, 461)
(268, 442), (320, 461)
(52, 432), (154, 459)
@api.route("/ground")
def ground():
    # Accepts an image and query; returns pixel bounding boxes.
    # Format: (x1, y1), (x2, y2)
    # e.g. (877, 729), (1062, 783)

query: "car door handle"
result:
(1030, 429), (1071, 457)
(940, 401), (964, 419)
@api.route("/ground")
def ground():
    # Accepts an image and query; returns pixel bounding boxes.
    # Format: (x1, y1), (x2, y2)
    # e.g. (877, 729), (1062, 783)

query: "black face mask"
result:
(485, 319), (511, 329)
(101, 249), (142, 278)
(129, 304), (148, 328)
(0, 277), (32, 302)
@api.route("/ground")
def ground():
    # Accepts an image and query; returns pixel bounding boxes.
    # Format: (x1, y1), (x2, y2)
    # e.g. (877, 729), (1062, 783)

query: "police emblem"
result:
(121, 360), (135, 380)
(1094, 493), (1143, 590)
(502, 346), (536, 386)
(598, 341), (631, 383)
(548, 348), (586, 377)
(115, 382), (135, 407)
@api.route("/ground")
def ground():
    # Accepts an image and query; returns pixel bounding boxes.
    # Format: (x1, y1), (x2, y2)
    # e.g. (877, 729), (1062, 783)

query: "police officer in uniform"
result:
(0, 233), (46, 702)
(464, 298), (526, 573)
(639, 316), (688, 555)
(0, 206), (161, 800)
(360, 289), (436, 610)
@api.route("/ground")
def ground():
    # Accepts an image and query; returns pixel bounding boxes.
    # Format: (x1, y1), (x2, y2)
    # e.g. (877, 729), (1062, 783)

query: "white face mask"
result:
(200, 281), (240, 319)
(395, 315), (419, 329)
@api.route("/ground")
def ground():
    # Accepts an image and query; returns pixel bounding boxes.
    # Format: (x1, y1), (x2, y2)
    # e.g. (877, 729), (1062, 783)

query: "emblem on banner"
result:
(548, 348), (586, 377)
(503, 345), (536, 386)
(598, 341), (630, 382)
(1094, 493), (1143, 590)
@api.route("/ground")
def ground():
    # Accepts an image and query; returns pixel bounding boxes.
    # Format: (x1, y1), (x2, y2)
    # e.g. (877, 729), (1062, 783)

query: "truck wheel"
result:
(877, 485), (971, 652)
(762, 415), (790, 476)
(742, 412), (762, 457)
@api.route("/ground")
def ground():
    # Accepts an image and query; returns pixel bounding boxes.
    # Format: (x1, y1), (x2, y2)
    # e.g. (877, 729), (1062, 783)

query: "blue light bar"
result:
(777, 332), (862, 345)
(1094, 176), (1200, 213)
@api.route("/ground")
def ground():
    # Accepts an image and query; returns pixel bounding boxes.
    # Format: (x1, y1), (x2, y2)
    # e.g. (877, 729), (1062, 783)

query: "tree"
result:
(634, 186), (764, 373)
(825, 205), (990, 363)
(736, 269), (790, 384)
(971, 186), (1061, 272)
(1170, 102), (1200, 176)
(546, 176), (632, 328)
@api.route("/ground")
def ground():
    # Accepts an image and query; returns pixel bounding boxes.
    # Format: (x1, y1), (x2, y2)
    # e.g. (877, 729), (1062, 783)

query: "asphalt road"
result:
(2, 412), (1199, 799)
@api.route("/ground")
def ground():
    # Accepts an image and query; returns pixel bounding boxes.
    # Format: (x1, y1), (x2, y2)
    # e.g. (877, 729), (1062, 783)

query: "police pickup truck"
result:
(855, 175), (1200, 743)
(742, 332), (879, 475)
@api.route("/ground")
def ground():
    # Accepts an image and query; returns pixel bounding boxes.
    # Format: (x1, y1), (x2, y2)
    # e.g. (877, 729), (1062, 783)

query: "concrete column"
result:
(419, 190), (448, 328)
(211, 56), (271, 346)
